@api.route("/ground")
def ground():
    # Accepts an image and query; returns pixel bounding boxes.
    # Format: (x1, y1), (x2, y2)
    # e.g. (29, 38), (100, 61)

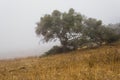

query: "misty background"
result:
(0, 0), (120, 59)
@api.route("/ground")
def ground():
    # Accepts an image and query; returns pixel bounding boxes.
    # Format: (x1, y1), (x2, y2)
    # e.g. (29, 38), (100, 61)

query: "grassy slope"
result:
(0, 42), (120, 80)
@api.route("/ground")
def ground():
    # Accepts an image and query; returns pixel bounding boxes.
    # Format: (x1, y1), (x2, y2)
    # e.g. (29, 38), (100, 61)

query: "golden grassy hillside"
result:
(0, 42), (120, 80)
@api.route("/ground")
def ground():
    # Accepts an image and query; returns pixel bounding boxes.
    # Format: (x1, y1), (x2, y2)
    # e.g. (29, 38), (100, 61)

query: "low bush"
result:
(45, 45), (74, 55)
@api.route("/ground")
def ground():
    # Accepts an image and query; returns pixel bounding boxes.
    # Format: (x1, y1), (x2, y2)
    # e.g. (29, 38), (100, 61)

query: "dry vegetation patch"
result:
(0, 42), (120, 80)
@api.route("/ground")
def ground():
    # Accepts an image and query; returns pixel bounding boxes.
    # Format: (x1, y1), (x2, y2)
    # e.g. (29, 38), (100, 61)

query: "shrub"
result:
(103, 28), (120, 43)
(45, 46), (70, 55)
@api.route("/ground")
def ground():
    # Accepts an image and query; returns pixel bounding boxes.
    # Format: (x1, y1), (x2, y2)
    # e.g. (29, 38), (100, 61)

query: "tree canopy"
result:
(36, 8), (84, 51)
(35, 8), (120, 54)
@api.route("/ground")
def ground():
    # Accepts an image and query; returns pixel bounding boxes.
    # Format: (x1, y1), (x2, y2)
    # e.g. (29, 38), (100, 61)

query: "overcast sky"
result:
(0, 0), (120, 59)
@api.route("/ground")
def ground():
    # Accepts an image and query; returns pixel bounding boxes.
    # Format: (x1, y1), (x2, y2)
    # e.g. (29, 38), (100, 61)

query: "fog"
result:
(0, 0), (120, 59)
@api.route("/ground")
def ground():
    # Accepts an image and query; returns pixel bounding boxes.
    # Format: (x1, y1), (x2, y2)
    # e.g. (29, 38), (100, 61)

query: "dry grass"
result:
(0, 42), (120, 80)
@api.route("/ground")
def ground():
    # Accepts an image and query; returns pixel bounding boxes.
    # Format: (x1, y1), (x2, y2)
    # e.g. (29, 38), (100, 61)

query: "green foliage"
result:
(36, 8), (120, 55)
(83, 18), (105, 43)
(45, 46), (62, 55)
(36, 8), (84, 52)
(83, 18), (120, 44)
(95, 27), (120, 43)
(45, 46), (71, 55)
(106, 30), (119, 43)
